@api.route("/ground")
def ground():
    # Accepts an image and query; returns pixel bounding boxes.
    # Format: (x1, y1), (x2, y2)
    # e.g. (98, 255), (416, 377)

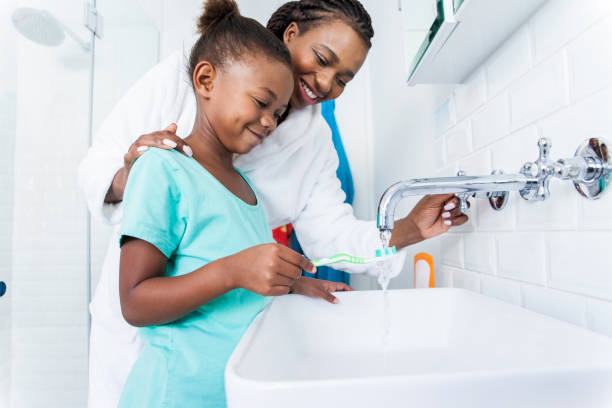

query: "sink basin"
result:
(226, 288), (612, 408)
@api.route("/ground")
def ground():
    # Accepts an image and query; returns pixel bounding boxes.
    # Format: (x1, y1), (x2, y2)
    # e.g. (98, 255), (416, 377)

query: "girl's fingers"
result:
(320, 289), (339, 304)
(270, 274), (295, 287)
(276, 262), (302, 280)
(278, 246), (316, 274)
(269, 285), (291, 297)
(334, 283), (353, 292)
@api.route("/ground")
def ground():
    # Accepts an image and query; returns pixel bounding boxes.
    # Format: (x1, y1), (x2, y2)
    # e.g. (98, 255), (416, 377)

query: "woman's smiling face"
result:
(283, 19), (369, 109)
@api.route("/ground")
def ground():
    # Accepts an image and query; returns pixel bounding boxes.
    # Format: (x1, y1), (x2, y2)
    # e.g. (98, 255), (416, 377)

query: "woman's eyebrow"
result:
(318, 44), (340, 64)
(318, 44), (355, 78)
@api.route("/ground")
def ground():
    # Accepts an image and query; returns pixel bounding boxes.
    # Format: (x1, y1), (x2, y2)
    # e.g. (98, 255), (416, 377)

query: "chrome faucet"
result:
(377, 137), (611, 232)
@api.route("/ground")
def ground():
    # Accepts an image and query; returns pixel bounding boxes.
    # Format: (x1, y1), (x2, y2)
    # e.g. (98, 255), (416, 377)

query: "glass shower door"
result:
(6, 0), (93, 407)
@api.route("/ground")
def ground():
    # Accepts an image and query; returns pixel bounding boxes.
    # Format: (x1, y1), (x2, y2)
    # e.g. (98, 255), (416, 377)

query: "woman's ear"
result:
(193, 61), (216, 98)
(283, 21), (300, 46)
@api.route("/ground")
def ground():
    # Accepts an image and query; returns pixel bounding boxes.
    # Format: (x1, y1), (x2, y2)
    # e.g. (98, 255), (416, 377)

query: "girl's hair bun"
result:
(197, 0), (240, 35)
(188, 0), (291, 82)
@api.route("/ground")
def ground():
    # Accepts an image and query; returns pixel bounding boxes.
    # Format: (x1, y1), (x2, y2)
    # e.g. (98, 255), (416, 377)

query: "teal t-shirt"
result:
(118, 148), (273, 408)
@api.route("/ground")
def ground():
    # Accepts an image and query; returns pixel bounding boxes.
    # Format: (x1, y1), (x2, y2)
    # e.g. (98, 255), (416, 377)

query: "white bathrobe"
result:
(78, 50), (407, 408)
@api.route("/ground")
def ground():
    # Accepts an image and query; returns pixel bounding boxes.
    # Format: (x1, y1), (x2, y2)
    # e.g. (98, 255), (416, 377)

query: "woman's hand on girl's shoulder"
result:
(226, 243), (316, 297)
(289, 277), (353, 304)
(105, 123), (194, 204)
(124, 123), (193, 172)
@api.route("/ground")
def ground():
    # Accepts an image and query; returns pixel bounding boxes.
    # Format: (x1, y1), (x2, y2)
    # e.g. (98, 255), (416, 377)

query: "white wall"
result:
(153, 0), (288, 59)
(366, 0), (612, 336)
(0, 2), (17, 405)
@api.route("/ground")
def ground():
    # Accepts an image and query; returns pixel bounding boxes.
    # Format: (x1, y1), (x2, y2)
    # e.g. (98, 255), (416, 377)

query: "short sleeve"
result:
(120, 149), (187, 258)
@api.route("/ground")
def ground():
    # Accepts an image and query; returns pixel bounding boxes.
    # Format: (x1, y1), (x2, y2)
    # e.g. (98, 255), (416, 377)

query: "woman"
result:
(79, 1), (467, 407)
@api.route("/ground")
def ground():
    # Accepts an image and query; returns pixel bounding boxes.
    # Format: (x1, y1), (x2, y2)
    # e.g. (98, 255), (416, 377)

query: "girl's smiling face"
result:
(283, 20), (369, 109)
(193, 55), (294, 154)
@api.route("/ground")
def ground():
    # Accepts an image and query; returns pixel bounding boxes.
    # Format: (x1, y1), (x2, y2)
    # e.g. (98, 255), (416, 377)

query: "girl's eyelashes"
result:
(253, 98), (268, 109)
(254, 97), (283, 122)
(336, 78), (347, 87)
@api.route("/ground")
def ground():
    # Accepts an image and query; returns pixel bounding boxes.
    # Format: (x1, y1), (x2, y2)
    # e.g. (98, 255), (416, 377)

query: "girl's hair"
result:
(267, 0), (374, 49)
(188, 0), (292, 81)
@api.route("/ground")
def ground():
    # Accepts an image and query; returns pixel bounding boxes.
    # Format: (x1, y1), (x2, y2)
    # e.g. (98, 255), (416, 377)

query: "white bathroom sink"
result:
(225, 288), (612, 408)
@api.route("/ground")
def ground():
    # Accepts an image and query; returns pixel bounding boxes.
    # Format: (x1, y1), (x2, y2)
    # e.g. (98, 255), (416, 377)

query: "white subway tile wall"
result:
(440, 233), (464, 269)
(454, 68), (487, 121)
(434, 96), (456, 137)
(452, 268), (481, 293)
(436, 0), (612, 336)
(480, 276), (522, 306)
(471, 92), (510, 150)
(509, 52), (569, 130)
(463, 233), (496, 275)
(444, 119), (472, 163)
(485, 26), (532, 98)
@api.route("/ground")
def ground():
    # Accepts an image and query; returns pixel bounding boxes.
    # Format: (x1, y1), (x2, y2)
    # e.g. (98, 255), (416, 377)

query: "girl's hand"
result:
(106, 123), (193, 203)
(227, 243), (316, 296)
(289, 277), (353, 304)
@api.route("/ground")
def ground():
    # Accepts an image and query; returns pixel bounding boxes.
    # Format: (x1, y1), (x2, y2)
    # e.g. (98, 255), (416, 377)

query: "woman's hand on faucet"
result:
(389, 194), (469, 249)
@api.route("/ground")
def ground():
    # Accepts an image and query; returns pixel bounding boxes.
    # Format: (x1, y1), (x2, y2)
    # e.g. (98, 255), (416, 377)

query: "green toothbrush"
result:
(311, 246), (397, 267)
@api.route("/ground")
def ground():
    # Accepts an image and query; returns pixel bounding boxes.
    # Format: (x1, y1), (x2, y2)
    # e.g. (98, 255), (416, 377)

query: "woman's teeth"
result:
(300, 79), (317, 100)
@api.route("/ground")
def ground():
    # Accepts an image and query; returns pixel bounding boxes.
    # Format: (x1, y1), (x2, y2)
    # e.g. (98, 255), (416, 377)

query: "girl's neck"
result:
(184, 113), (233, 170)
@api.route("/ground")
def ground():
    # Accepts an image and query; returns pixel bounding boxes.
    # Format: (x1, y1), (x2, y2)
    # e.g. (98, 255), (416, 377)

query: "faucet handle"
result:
(537, 137), (551, 162)
(520, 138), (554, 201)
(535, 138), (553, 200)
(455, 170), (472, 213)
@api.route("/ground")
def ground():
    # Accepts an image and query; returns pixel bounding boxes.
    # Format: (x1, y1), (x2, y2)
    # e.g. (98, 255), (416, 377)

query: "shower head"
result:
(12, 8), (65, 46)
(11, 7), (90, 51)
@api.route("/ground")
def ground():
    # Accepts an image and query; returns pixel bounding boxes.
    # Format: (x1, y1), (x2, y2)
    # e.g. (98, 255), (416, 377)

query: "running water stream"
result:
(376, 229), (393, 290)
(376, 229), (393, 372)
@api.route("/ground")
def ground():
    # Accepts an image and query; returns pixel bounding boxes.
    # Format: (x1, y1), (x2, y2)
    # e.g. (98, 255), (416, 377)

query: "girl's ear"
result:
(193, 61), (216, 98)
(283, 21), (300, 46)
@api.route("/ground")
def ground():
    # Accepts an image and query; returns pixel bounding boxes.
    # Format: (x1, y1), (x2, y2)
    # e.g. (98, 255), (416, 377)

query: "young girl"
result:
(117, 1), (311, 406)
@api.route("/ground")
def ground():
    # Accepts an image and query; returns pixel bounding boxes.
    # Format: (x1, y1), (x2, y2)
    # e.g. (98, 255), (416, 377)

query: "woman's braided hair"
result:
(267, 0), (374, 48)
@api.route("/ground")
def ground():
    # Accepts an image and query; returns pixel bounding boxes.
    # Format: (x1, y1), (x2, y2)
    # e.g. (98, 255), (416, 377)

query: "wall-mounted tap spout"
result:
(377, 137), (611, 233)
(376, 173), (533, 231)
